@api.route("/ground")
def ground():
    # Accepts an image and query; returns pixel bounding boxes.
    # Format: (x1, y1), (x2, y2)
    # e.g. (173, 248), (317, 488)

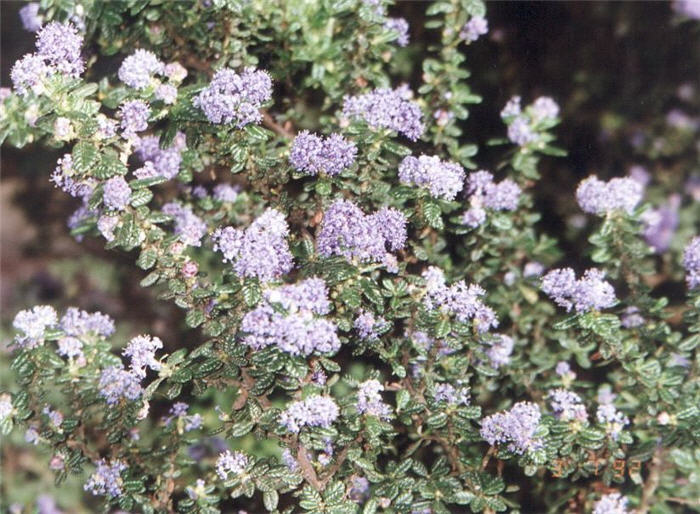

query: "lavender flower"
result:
(433, 383), (470, 406)
(592, 492), (629, 514)
(289, 131), (357, 176)
(507, 116), (538, 145)
(60, 307), (115, 337)
(20, 3), (42, 32)
(555, 361), (576, 381)
(216, 450), (248, 479)
(193, 67), (272, 126)
(281, 449), (299, 472)
(13, 305), (58, 349)
(674, 0), (700, 19)
(103, 176), (131, 211)
(501, 96), (522, 119)
(118, 49), (164, 89)
(317, 199), (407, 264)
(523, 261), (544, 278)
(240, 278), (340, 356)
(35, 22), (84, 77)
(357, 379), (392, 419)
(0, 395), (13, 420)
(398, 155), (465, 201)
(134, 133), (186, 180)
(98, 366), (143, 405)
(164, 62), (188, 82)
(348, 476), (370, 503)
(384, 17), (410, 46)
(97, 215), (119, 242)
(683, 236), (700, 289)
(354, 311), (387, 340)
(96, 116), (117, 139)
(548, 389), (587, 422)
(531, 97), (560, 122)
(84, 459), (127, 498)
(212, 208), (293, 282)
(213, 183), (239, 203)
(575, 175), (643, 215)
(123, 334), (163, 377)
(50, 154), (95, 199)
(163, 402), (202, 431)
(342, 85), (424, 141)
(541, 267), (616, 313)
(57, 337), (83, 360)
(156, 84), (178, 104)
(621, 306), (645, 329)
(480, 402), (542, 454)
(461, 171), (521, 227)
(11, 54), (51, 96)
(162, 202), (207, 247)
(460, 16), (488, 43)
(484, 334), (514, 368)
(118, 100), (151, 137)
(422, 270), (499, 333)
(596, 404), (629, 440)
(279, 395), (339, 433)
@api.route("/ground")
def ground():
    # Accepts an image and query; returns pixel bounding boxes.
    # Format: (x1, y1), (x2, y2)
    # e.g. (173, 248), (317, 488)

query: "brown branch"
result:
(296, 443), (324, 491)
(262, 110), (294, 138)
(639, 447), (665, 513)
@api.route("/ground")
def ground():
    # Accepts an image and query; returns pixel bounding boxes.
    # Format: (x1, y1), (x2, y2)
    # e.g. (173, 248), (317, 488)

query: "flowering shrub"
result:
(1, 1), (699, 513)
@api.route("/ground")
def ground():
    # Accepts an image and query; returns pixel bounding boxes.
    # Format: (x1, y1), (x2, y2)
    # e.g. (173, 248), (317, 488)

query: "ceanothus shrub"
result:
(1, 1), (699, 513)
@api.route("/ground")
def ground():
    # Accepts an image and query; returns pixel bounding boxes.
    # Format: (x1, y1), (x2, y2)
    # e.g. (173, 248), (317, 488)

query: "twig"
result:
(639, 447), (665, 513)
(262, 110), (294, 138)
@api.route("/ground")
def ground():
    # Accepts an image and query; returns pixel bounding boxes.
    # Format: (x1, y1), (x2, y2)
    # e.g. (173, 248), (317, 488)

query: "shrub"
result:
(1, 1), (698, 513)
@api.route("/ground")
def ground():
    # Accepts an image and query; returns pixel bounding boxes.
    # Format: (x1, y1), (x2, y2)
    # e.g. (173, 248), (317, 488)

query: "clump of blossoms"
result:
(193, 67), (272, 126)
(239, 278), (340, 356)
(1, 1), (698, 512)
(398, 154), (465, 200)
(461, 170), (522, 227)
(576, 175), (644, 215)
(342, 85), (424, 140)
(212, 208), (293, 281)
(289, 131), (357, 176)
(541, 267), (617, 312)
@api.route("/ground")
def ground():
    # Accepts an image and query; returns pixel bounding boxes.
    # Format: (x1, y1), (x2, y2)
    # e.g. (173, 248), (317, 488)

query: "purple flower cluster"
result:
(123, 335), (163, 378)
(596, 404), (629, 440)
(461, 170), (522, 227)
(156, 84), (178, 104)
(621, 306), (645, 329)
(575, 175), (643, 215)
(84, 459), (127, 498)
(555, 361), (576, 381)
(103, 176), (131, 211)
(60, 307), (115, 337)
(57, 337), (83, 360)
(20, 3), (42, 32)
(422, 267), (499, 333)
(279, 395), (339, 433)
(384, 17), (410, 46)
(354, 310), (387, 340)
(35, 22), (84, 77)
(193, 67), (272, 126)
(501, 95), (559, 146)
(316, 199), (407, 264)
(212, 209), (293, 282)
(356, 379), (392, 419)
(483, 334), (514, 368)
(593, 492), (629, 514)
(541, 268), (617, 313)
(13, 305), (58, 349)
(342, 85), (424, 141)
(683, 236), (700, 289)
(398, 155), (465, 201)
(98, 366), (143, 405)
(11, 54), (51, 96)
(0, 395), (13, 420)
(163, 402), (202, 432)
(289, 131), (357, 176)
(118, 100), (151, 137)
(213, 183), (239, 203)
(50, 154), (96, 200)
(480, 402), (542, 454)
(547, 389), (588, 422)
(215, 450), (248, 479)
(459, 16), (488, 43)
(134, 132), (187, 180)
(433, 383), (470, 406)
(239, 278), (340, 356)
(642, 195), (680, 253)
(118, 49), (164, 89)
(162, 202), (207, 247)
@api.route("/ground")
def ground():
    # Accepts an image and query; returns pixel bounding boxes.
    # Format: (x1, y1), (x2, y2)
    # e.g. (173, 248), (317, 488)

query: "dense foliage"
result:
(1, 1), (699, 513)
